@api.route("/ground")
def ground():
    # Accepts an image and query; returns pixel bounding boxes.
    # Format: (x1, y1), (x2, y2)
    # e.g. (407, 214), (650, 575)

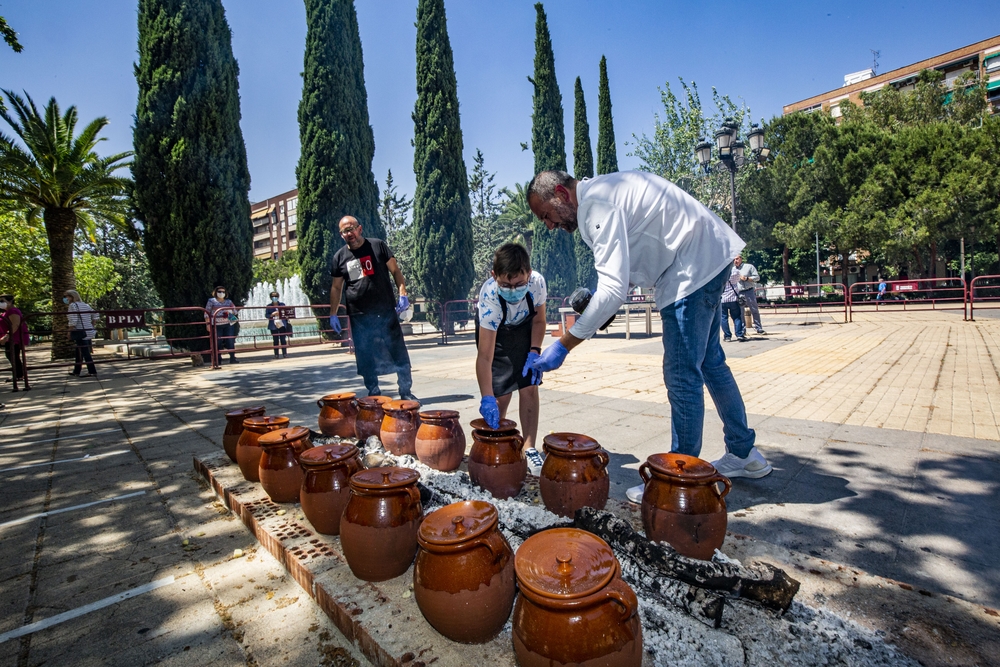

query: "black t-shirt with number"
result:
(331, 238), (396, 316)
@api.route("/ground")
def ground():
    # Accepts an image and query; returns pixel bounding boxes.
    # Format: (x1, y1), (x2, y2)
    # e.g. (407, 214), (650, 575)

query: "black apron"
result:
(351, 311), (411, 379)
(476, 293), (536, 397)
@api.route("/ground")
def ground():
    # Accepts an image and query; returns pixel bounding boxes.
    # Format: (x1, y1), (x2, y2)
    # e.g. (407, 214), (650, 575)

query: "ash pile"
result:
(316, 434), (915, 667)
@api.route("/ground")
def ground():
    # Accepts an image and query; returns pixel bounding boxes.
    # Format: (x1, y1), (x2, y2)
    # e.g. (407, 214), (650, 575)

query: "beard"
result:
(552, 199), (578, 232)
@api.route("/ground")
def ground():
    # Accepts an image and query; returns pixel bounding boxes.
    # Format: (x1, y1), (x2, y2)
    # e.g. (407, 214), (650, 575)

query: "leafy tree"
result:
(596, 55), (618, 175)
(74, 252), (120, 304)
(297, 0), (384, 307)
(412, 0), (474, 327)
(528, 2), (575, 297)
(0, 14), (21, 53)
(252, 249), (300, 287)
(379, 169), (418, 297)
(0, 92), (131, 357)
(134, 0), (253, 351)
(469, 149), (521, 294)
(0, 212), (48, 309)
(572, 76), (597, 290)
(76, 221), (163, 311)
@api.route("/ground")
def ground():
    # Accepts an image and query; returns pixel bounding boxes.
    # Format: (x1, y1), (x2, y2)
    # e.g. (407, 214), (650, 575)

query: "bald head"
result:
(339, 216), (364, 249)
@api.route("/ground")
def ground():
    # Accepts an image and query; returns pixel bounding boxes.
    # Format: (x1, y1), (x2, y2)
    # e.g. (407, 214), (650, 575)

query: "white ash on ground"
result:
(313, 436), (914, 666)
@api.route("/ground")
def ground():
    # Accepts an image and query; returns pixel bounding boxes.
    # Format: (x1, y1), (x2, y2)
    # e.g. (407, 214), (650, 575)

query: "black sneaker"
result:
(723, 337), (732, 342)
(399, 392), (418, 402)
(737, 336), (750, 342)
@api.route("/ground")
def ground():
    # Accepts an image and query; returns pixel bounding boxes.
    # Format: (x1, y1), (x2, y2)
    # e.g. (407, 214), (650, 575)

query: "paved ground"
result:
(1, 307), (998, 664)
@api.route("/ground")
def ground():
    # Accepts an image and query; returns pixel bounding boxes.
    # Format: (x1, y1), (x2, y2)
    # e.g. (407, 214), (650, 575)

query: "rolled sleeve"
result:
(569, 202), (629, 339)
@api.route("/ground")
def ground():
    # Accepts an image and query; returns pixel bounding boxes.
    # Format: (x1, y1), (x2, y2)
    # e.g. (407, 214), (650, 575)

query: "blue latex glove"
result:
(329, 315), (342, 334)
(522, 351), (543, 386)
(395, 294), (410, 314)
(479, 396), (500, 429)
(531, 340), (569, 372)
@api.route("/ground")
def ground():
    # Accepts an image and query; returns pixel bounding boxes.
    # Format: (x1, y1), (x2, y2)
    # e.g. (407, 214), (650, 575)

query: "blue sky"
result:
(1, 1), (995, 203)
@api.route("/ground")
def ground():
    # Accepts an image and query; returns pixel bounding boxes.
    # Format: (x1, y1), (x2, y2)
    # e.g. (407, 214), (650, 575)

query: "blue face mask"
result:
(271, 297), (279, 303)
(498, 284), (530, 304)
(62, 297), (69, 304)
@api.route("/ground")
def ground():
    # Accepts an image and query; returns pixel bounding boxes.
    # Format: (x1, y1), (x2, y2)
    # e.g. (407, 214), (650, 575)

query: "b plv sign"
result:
(105, 310), (147, 328)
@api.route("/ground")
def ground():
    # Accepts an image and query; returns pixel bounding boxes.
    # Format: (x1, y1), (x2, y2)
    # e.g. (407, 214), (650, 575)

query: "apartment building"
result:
(250, 188), (299, 260)
(783, 34), (1000, 117)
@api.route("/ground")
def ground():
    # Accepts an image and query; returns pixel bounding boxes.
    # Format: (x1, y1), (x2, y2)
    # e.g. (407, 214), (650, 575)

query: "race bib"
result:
(346, 256), (375, 281)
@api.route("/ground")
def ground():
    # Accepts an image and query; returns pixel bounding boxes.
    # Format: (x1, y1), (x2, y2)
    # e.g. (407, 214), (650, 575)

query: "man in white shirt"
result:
(734, 255), (766, 335)
(527, 170), (772, 501)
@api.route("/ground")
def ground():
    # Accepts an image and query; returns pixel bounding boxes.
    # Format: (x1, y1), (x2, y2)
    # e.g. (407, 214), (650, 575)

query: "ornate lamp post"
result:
(695, 119), (769, 234)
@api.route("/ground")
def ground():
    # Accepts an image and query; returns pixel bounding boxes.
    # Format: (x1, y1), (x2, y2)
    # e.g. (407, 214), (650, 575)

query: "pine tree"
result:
(379, 170), (418, 296)
(469, 149), (518, 294)
(528, 2), (575, 298)
(572, 76), (597, 290)
(412, 0), (474, 327)
(297, 0), (384, 306)
(134, 0), (253, 348)
(597, 55), (619, 175)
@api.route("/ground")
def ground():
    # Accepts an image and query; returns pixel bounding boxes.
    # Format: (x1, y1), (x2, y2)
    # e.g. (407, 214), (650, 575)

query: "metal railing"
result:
(438, 296), (566, 344)
(848, 278), (967, 322)
(756, 283), (849, 323)
(968, 275), (1000, 321)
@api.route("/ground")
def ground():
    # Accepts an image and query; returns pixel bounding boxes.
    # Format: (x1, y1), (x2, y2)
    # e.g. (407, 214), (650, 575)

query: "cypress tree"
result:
(572, 76), (597, 290)
(297, 0), (384, 306)
(597, 55), (619, 174)
(412, 0), (474, 326)
(529, 2), (576, 297)
(134, 0), (253, 347)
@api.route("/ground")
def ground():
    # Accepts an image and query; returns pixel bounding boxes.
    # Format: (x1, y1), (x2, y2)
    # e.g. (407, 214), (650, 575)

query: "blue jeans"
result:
(719, 301), (745, 339)
(660, 266), (755, 459)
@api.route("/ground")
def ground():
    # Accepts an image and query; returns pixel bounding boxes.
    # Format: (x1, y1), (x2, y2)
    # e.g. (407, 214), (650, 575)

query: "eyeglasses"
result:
(497, 280), (529, 290)
(339, 226), (360, 236)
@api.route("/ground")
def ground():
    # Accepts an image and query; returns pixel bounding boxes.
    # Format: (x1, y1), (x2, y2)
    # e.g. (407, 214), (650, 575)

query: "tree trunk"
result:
(911, 246), (925, 279)
(782, 244), (791, 297)
(930, 240), (938, 280)
(44, 207), (78, 360)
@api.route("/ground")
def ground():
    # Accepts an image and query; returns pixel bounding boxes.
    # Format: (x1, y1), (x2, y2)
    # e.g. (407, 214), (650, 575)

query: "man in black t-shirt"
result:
(329, 216), (415, 399)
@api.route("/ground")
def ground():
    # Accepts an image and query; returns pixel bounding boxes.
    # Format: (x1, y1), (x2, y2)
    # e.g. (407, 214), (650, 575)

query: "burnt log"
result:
(574, 507), (800, 613)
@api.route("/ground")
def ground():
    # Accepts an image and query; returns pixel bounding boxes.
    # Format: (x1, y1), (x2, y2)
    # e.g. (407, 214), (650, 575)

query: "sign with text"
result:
(105, 310), (147, 328)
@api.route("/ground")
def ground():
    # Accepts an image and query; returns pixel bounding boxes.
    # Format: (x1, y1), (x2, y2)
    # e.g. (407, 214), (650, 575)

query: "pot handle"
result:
(404, 484), (422, 509)
(470, 530), (507, 563)
(316, 398), (324, 409)
(595, 449), (610, 470)
(601, 577), (639, 622)
(710, 473), (733, 499)
(638, 462), (651, 485)
(513, 434), (525, 454)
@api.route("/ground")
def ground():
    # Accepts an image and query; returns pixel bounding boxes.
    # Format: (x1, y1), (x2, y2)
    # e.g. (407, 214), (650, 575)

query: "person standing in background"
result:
(734, 255), (765, 335)
(205, 286), (239, 366)
(265, 290), (293, 359)
(65, 289), (99, 377)
(0, 294), (29, 388)
(720, 266), (749, 343)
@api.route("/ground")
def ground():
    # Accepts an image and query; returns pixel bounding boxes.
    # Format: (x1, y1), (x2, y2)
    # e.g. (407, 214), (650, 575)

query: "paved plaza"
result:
(0, 308), (998, 665)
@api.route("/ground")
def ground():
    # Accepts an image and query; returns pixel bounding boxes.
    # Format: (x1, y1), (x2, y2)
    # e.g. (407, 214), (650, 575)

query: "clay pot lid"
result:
(350, 466), (420, 490)
(320, 392), (356, 403)
(469, 418), (518, 434)
(225, 405), (265, 418)
(418, 500), (497, 546)
(515, 528), (617, 599)
(258, 426), (311, 448)
(243, 415), (290, 429)
(646, 453), (718, 479)
(418, 409), (459, 421)
(357, 395), (392, 408)
(383, 399), (421, 413)
(299, 443), (358, 466)
(543, 433), (600, 454)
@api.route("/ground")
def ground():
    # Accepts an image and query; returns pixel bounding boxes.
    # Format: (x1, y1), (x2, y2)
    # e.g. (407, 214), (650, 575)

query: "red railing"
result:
(438, 296), (565, 344)
(848, 278), (967, 322)
(206, 303), (352, 365)
(968, 275), (1000, 321)
(755, 283), (849, 323)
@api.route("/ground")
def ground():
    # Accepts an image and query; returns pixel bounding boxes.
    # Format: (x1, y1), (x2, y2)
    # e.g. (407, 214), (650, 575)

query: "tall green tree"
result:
(572, 76), (597, 290)
(133, 0), (252, 349)
(297, 0), (384, 306)
(379, 169), (418, 297)
(469, 149), (522, 294)
(596, 55), (618, 175)
(528, 2), (575, 297)
(0, 92), (131, 357)
(0, 212), (48, 309)
(412, 0), (474, 326)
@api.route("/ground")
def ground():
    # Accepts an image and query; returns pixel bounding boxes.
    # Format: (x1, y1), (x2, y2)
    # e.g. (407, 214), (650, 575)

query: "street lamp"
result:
(696, 119), (769, 234)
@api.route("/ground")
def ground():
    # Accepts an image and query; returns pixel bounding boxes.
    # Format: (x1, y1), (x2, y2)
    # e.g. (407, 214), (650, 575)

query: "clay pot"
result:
(539, 433), (610, 518)
(299, 443), (362, 535)
(340, 467), (423, 581)
(513, 528), (642, 667)
(236, 416), (290, 482)
(414, 500), (516, 643)
(223, 406), (265, 462)
(414, 410), (466, 471)
(468, 419), (527, 500)
(639, 453), (732, 561)
(355, 395), (393, 441)
(379, 400), (421, 456)
(258, 426), (311, 503)
(316, 393), (358, 438)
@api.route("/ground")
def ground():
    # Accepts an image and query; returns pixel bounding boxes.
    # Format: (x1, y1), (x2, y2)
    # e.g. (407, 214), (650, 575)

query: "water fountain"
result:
(245, 274), (312, 319)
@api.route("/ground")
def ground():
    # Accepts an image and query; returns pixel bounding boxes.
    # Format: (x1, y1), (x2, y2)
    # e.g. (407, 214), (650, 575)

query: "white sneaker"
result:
(711, 447), (773, 479)
(626, 483), (645, 504)
(524, 448), (544, 476)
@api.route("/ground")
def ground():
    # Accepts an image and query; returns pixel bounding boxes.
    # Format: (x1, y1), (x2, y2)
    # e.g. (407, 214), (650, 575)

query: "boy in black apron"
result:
(475, 243), (548, 475)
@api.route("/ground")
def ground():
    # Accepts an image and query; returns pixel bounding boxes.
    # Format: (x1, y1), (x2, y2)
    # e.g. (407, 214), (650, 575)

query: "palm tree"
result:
(0, 91), (132, 358)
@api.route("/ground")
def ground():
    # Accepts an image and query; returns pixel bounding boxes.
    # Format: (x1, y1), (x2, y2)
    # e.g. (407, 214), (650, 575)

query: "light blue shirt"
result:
(477, 271), (547, 331)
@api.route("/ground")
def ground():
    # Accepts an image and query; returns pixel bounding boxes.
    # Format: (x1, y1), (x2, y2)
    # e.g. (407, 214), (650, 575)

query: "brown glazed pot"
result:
(299, 443), (361, 535)
(512, 528), (642, 667)
(258, 426), (311, 503)
(467, 418), (527, 500)
(414, 410), (466, 471)
(414, 500), (516, 643)
(223, 406), (265, 462)
(379, 400), (421, 456)
(316, 393), (358, 438)
(340, 467), (423, 581)
(355, 395), (393, 441)
(236, 416), (290, 482)
(539, 433), (610, 518)
(639, 453), (732, 561)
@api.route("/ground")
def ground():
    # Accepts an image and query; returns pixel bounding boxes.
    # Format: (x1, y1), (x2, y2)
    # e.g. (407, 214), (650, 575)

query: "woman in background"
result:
(65, 289), (99, 377)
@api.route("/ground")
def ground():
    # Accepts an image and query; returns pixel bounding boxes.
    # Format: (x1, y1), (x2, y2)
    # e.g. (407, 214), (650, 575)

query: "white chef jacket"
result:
(569, 171), (745, 340)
